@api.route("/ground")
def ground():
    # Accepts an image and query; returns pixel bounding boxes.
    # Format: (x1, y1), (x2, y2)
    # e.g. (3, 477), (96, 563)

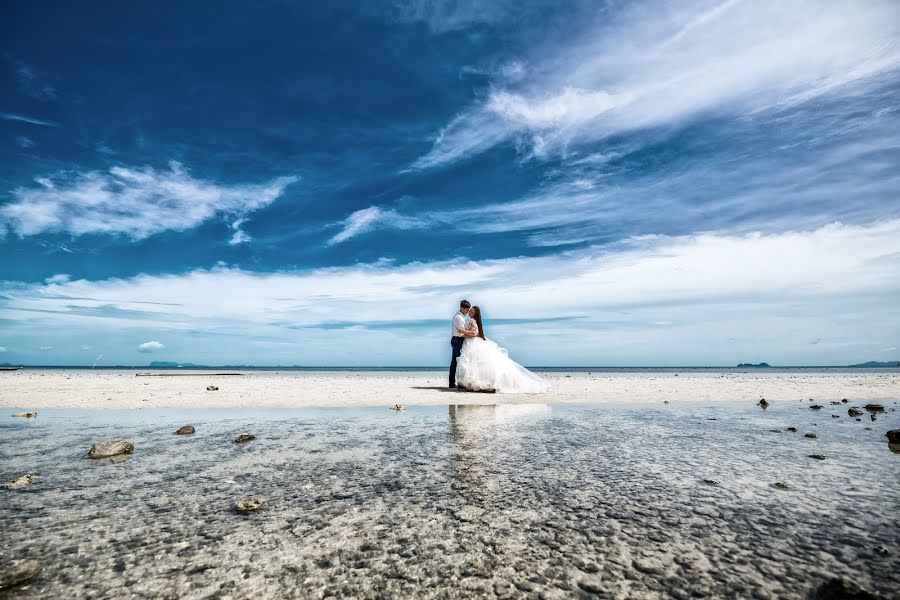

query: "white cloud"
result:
(413, 0), (900, 168)
(39, 346), (53, 350)
(0, 162), (297, 241)
(394, 0), (514, 32)
(327, 206), (425, 245)
(0, 346), (7, 353)
(16, 136), (35, 149)
(0, 112), (58, 127)
(137, 341), (165, 353)
(1, 220), (898, 365)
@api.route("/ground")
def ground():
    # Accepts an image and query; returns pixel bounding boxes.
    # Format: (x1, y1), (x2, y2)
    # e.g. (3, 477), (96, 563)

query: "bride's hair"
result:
(472, 306), (486, 340)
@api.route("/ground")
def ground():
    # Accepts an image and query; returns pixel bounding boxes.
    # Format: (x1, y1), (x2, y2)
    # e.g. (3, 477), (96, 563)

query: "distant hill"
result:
(737, 362), (771, 368)
(848, 360), (900, 368)
(148, 361), (200, 368)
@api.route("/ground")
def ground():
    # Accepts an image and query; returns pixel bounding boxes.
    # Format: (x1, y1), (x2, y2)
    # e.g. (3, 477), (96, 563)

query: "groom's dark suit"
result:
(449, 310), (467, 388)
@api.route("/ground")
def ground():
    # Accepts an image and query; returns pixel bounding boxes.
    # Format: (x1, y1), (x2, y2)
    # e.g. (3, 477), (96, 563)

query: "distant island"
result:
(847, 360), (900, 368)
(736, 362), (771, 368)
(148, 361), (200, 368)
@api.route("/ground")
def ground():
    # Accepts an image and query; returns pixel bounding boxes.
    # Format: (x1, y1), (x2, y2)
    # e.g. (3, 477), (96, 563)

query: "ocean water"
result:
(2, 401), (898, 599)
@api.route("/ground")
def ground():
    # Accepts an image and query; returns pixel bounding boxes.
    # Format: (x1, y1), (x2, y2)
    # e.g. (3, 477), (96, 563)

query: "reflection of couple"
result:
(449, 299), (549, 393)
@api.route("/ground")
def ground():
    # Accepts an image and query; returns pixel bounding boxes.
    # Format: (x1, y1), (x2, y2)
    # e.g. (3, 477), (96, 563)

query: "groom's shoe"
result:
(457, 385), (466, 391)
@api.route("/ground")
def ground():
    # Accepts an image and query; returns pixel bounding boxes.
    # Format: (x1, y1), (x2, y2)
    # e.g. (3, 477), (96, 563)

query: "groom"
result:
(449, 299), (471, 389)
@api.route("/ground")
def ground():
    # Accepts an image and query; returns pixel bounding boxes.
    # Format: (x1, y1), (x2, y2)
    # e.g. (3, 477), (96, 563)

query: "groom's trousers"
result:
(449, 336), (465, 387)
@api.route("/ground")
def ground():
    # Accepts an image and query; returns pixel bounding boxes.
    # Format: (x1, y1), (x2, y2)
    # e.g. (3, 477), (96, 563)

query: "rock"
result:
(805, 433), (818, 439)
(1, 474), (38, 489)
(873, 544), (889, 555)
(808, 454), (826, 460)
(841, 398), (849, 403)
(0, 559), (41, 591)
(663, 400), (669, 404)
(234, 497), (262, 513)
(234, 433), (255, 443)
(390, 404), (406, 411)
(831, 415), (839, 418)
(830, 401), (840, 405)
(175, 425), (195, 435)
(886, 430), (900, 443)
(702, 479), (719, 486)
(810, 404), (823, 410)
(774, 481), (791, 489)
(88, 440), (134, 459)
(813, 577), (883, 599)
(758, 399), (769, 408)
(577, 580), (606, 594)
(11, 412), (37, 418)
(769, 429), (781, 433)
(848, 408), (863, 417)
(864, 403), (884, 412)
(206, 385), (218, 391)
(787, 427), (798, 432)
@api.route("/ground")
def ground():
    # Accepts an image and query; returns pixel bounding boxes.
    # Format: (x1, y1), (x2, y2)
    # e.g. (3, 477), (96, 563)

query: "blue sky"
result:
(1, 0), (899, 366)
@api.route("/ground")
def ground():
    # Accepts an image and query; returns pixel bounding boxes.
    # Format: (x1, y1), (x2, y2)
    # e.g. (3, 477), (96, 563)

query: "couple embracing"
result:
(449, 299), (549, 394)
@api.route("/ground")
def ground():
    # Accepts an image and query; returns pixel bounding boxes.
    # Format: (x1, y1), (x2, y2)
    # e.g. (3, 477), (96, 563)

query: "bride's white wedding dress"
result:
(455, 328), (549, 394)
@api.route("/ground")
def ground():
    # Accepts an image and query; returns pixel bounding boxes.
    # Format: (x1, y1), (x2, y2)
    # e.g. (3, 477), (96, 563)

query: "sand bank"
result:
(1, 369), (898, 410)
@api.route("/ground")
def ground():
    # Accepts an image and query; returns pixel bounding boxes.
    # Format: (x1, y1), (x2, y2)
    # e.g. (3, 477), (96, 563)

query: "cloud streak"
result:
(0, 112), (59, 127)
(0, 162), (298, 241)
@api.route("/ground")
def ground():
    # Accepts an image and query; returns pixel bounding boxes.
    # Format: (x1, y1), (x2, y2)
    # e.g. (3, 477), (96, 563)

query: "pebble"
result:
(809, 405), (823, 410)
(1, 474), (38, 489)
(873, 544), (889, 556)
(758, 399), (769, 408)
(804, 433), (818, 439)
(774, 482), (791, 489)
(808, 454), (826, 460)
(234, 433), (255, 443)
(848, 408), (863, 417)
(175, 425), (195, 435)
(88, 440), (134, 459)
(206, 385), (218, 391)
(702, 479), (719, 486)
(234, 497), (262, 513)
(11, 412), (37, 418)
(390, 404), (406, 411)
(841, 398), (848, 403)
(0, 559), (42, 591)
(787, 427), (798, 432)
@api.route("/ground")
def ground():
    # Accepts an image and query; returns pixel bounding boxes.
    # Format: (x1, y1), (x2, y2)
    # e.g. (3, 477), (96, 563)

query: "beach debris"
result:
(757, 399), (769, 408)
(864, 403), (884, 413)
(390, 404), (406, 411)
(234, 433), (255, 443)
(809, 404), (823, 410)
(812, 577), (883, 600)
(848, 408), (863, 417)
(808, 454), (826, 460)
(0, 559), (42, 591)
(88, 440), (134, 459)
(11, 412), (37, 418)
(206, 385), (219, 391)
(1, 474), (38, 489)
(886, 430), (900, 443)
(701, 479), (719, 486)
(874, 544), (889, 556)
(787, 427), (798, 432)
(234, 497), (262, 513)
(175, 425), (195, 435)
(773, 481), (791, 490)
(804, 433), (818, 439)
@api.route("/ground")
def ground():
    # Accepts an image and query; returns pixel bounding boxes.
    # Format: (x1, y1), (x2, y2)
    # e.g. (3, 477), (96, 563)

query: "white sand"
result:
(1, 369), (898, 410)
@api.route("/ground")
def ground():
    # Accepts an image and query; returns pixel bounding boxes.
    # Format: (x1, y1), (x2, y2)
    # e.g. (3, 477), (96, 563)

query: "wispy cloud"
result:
(327, 205), (425, 245)
(0, 162), (298, 241)
(2, 220), (898, 365)
(412, 0), (900, 169)
(16, 136), (35, 149)
(393, 0), (515, 33)
(0, 112), (59, 127)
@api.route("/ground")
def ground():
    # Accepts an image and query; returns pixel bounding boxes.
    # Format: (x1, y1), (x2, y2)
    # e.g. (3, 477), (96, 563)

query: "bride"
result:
(455, 306), (549, 394)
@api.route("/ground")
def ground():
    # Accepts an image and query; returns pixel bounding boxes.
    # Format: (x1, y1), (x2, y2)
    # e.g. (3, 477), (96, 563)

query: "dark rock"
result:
(841, 398), (849, 403)
(848, 408), (863, 417)
(831, 415), (839, 418)
(88, 440), (134, 459)
(175, 425), (195, 435)
(808, 454), (826, 460)
(769, 429), (781, 432)
(10, 411), (37, 418)
(830, 401), (840, 405)
(886, 430), (900, 443)
(234, 433), (255, 443)
(810, 404), (823, 410)
(758, 399), (769, 408)
(0, 559), (41, 591)
(390, 404), (406, 411)
(873, 544), (889, 555)
(234, 497), (262, 513)
(787, 427), (798, 432)
(1, 474), (38, 489)
(864, 403), (884, 412)
(702, 479), (719, 486)
(206, 385), (218, 391)
(577, 580), (606, 594)
(813, 577), (883, 599)
(805, 433), (818, 439)
(774, 482), (791, 489)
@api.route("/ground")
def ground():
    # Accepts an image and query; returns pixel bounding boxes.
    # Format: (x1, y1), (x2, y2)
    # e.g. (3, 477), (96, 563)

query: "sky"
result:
(1, 0), (899, 366)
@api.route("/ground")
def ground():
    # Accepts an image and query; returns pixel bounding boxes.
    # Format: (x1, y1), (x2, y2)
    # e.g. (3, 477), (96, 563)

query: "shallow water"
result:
(2, 401), (898, 599)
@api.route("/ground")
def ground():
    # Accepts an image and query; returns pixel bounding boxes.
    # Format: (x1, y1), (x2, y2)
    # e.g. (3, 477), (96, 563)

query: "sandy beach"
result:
(2, 369), (898, 410)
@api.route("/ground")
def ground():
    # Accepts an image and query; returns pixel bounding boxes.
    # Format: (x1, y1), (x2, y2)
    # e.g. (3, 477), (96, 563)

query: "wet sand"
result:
(1, 402), (898, 598)
(1, 369), (899, 409)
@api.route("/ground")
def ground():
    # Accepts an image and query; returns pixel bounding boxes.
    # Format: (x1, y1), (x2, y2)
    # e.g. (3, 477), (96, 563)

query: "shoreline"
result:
(2, 369), (898, 410)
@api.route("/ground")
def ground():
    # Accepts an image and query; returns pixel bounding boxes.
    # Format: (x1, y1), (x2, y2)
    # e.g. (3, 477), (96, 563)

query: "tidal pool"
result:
(1, 401), (898, 599)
